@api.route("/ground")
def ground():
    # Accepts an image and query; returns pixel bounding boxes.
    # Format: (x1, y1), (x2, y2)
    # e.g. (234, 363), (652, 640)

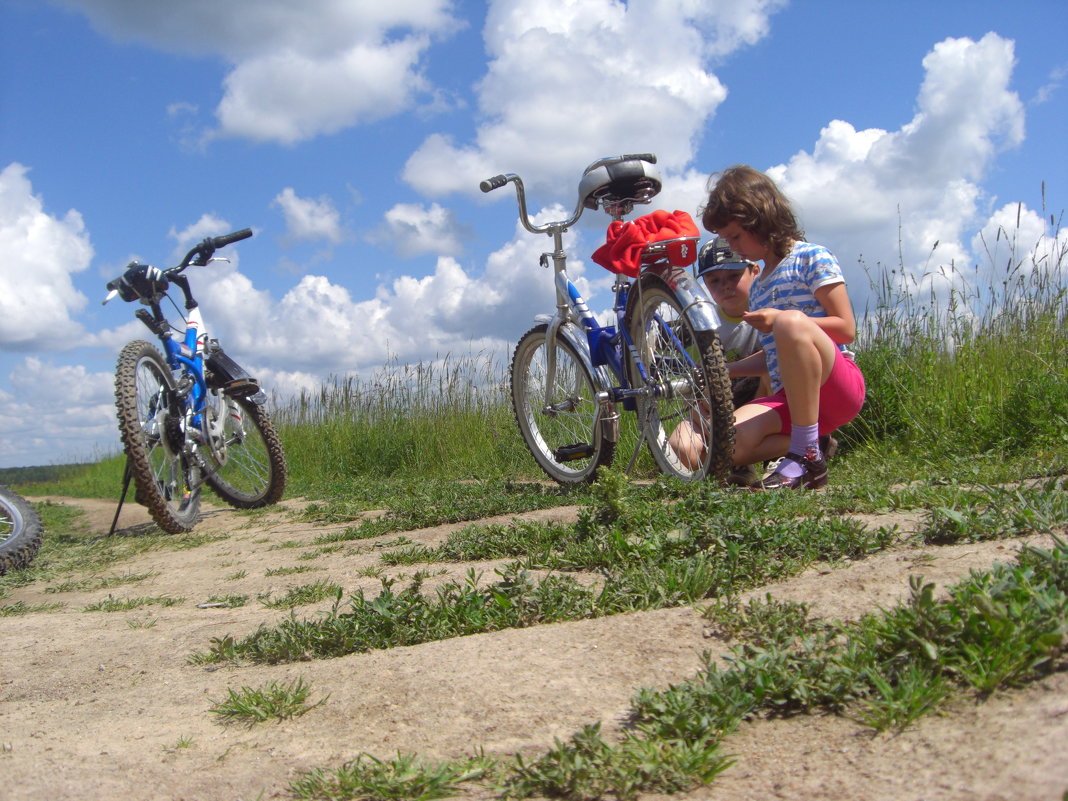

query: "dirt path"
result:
(1, 497), (1065, 801)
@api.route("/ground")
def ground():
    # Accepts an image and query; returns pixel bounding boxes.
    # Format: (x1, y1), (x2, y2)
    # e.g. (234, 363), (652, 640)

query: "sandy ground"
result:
(1, 495), (1065, 801)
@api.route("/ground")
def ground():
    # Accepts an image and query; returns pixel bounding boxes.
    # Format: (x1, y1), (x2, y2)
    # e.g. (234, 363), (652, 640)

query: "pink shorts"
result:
(749, 348), (866, 436)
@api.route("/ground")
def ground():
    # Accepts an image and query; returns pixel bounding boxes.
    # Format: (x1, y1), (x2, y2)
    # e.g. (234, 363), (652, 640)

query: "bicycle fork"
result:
(540, 315), (620, 461)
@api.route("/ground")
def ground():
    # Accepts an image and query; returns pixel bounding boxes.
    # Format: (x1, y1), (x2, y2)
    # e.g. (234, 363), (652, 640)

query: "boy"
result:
(696, 237), (767, 408)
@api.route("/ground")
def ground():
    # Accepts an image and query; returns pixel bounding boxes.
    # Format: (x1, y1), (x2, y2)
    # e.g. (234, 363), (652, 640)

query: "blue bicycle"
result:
(104, 230), (287, 533)
(481, 154), (734, 484)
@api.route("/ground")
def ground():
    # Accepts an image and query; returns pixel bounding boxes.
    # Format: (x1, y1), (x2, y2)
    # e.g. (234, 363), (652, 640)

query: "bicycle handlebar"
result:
(103, 228), (253, 305)
(479, 174), (509, 193)
(178, 227), (253, 271)
(479, 154), (658, 237)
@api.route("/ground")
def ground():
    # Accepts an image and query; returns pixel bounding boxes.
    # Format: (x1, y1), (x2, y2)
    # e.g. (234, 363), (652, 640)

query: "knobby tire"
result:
(114, 340), (201, 533)
(202, 393), (287, 508)
(624, 282), (734, 481)
(0, 485), (43, 575)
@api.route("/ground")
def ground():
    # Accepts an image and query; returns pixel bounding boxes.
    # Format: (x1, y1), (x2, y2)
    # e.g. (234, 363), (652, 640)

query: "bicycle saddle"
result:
(578, 157), (662, 211)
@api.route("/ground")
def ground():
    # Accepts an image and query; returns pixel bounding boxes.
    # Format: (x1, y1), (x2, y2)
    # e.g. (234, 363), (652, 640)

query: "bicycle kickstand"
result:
(108, 457), (134, 536)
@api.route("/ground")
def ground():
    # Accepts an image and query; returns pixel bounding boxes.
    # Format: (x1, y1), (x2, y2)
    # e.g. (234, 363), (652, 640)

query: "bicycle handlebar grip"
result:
(211, 228), (253, 249)
(480, 174), (508, 193)
(621, 153), (657, 164)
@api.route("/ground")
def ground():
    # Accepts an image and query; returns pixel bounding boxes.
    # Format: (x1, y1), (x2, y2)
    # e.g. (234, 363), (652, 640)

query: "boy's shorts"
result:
(749, 348), (865, 436)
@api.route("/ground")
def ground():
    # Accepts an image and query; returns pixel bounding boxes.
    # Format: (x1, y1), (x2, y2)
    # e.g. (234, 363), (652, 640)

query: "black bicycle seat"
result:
(578, 157), (662, 211)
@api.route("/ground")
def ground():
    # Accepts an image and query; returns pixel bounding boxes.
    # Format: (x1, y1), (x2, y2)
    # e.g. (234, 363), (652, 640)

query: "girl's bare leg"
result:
(772, 311), (837, 427)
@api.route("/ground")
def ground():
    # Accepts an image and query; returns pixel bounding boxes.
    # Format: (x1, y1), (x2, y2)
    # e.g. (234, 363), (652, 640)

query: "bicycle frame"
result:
(486, 158), (722, 415)
(488, 154), (736, 484)
(542, 253), (720, 413)
(159, 304), (210, 427)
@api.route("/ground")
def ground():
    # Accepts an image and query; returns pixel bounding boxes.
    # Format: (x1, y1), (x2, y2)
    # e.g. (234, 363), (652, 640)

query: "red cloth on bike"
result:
(591, 209), (700, 277)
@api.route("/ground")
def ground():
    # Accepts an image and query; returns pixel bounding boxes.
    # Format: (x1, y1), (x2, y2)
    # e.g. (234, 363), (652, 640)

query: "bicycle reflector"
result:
(666, 238), (698, 267)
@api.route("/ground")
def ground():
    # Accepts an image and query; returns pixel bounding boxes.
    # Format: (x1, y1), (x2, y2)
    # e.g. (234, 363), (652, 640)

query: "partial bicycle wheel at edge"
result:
(0, 485), (43, 575)
(202, 393), (287, 508)
(114, 340), (201, 533)
(624, 283), (734, 482)
(511, 324), (615, 484)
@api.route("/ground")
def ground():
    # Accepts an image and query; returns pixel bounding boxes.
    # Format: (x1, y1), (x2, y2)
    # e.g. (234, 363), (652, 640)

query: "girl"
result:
(702, 165), (865, 490)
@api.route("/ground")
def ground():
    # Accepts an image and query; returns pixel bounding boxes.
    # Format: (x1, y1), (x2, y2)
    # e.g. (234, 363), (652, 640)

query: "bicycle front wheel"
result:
(114, 340), (201, 533)
(202, 392), (287, 508)
(511, 324), (614, 484)
(625, 284), (734, 481)
(0, 485), (43, 575)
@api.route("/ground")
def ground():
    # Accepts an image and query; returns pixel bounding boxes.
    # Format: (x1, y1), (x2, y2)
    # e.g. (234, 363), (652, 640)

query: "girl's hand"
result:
(741, 308), (779, 333)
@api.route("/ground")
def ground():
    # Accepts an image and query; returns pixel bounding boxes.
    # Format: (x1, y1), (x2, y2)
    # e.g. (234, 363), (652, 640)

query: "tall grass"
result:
(17, 211), (1067, 498)
(274, 352), (533, 487)
(843, 208), (1067, 468)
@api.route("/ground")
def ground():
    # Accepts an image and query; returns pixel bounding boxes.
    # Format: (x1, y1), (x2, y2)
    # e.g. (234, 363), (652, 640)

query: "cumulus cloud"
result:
(404, 0), (785, 197)
(273, 188), (344, 244)
(168, 213), (235, 254)
(186, 205), (596, 382)
(763, 33), (1026, 303)
(55, 0), (463, 144)
(0, 163), (93, 350)
(0, 357), (116, 465)
(370, 202), (468, 257)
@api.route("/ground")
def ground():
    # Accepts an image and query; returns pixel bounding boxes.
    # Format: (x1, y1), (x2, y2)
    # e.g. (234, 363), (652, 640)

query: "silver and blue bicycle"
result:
(482, 154), (734, 485)
(104, 230), (287, 533)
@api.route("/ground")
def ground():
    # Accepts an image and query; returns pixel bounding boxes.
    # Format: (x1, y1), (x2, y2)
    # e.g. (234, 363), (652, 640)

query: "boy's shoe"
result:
(725, 464), (760, 488)
(758, 450), (828, 491)
(819, 434), (839, 460)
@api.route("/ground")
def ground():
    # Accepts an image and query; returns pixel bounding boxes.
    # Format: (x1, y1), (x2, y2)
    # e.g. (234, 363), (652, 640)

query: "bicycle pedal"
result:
(554, 443), (594, 461)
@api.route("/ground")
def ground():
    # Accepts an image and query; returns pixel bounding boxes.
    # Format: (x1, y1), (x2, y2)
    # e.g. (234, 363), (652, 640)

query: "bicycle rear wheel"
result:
(114, 340), (201, 533)
(0, 485), (43, 575)
(625, 283), (734, 481)
(202, 392), (287, 508)
(511, 324), (614, 484)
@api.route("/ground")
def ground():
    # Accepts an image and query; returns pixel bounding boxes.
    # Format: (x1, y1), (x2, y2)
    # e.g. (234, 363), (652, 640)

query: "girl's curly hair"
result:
(700, 165), (804, 260)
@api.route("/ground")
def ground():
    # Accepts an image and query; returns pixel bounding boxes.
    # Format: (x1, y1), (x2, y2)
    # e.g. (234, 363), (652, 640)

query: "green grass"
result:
(188, 473), (1065, 669)
(3, 209), (1065, 801)
(278, 537), (1066, 800)
(209, 677), (327, 726)
(82, 594), (183, 612)
(290, 752), (496, 801)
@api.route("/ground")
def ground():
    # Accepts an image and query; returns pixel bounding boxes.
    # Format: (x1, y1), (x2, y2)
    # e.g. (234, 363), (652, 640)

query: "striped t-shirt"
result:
(748, 241), (851, 392)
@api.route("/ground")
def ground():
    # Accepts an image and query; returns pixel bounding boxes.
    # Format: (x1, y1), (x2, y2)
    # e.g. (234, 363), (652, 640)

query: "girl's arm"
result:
(812, 282), (856, 344)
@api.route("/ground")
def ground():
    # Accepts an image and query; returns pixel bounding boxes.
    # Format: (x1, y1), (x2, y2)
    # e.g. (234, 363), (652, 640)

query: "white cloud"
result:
(0, 357), (117, 465)
(273, 188), (344, 244)
(168, 213), (234, 255)
(370, 202), (467, 257)
(0, 163), (93, 351)
(763, 33), (1026, 304)
(56, 0), (463, 144)
(404, 0), (785, 197)
(183, 204), (595, 384)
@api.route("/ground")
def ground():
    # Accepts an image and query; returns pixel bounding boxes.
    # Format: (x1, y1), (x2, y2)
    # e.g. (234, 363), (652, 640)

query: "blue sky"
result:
(1, 0), (1065, 468)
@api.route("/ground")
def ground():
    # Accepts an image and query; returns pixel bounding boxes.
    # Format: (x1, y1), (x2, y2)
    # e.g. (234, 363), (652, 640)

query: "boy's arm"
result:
(727, 350), (767, 377)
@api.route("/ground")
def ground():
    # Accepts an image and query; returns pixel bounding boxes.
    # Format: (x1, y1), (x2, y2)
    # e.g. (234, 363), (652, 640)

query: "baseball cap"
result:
(696, 237), (751, 277)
